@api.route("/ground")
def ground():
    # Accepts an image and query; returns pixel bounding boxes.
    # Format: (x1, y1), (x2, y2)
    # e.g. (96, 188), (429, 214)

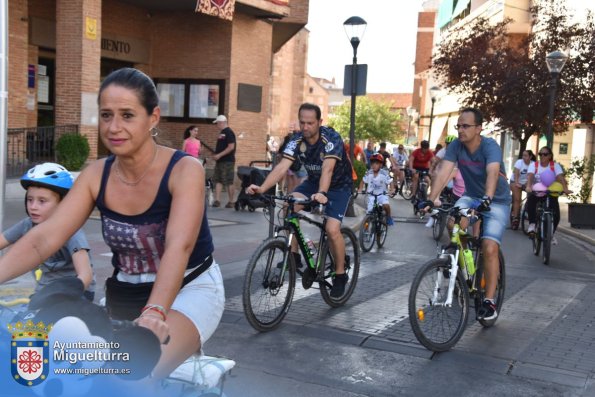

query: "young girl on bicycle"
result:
(361, 154), (394, 226)
(182, 125), (202, 162)
(0, 163), (94, 299)
(509, 150), (536, 230)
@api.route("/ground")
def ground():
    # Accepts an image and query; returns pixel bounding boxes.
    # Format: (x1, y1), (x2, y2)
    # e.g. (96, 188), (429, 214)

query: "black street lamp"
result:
(428, 86), (441, 144)
(344, 16), (367, 165)
(545, 50), (568, 149)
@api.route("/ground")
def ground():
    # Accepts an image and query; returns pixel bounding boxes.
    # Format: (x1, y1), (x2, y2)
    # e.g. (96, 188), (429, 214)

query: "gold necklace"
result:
(114, 145), (159, 187)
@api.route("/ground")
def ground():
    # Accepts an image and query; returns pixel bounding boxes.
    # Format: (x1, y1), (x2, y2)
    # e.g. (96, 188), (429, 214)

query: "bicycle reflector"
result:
(417, 308), (425, 321)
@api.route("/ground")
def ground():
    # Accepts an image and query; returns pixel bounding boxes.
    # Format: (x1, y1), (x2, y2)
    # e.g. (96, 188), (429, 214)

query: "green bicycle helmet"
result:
(445, 135), (456, 144)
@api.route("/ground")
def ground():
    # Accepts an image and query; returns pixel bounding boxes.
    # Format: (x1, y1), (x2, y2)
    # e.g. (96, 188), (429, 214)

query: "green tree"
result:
(328, 96), (403, 143)
(432, 0), (595, 157)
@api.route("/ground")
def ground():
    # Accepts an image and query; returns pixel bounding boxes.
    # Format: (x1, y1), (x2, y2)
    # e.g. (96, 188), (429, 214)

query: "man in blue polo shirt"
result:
(421, 107), (510, 321)
(246, 103), (353, 298)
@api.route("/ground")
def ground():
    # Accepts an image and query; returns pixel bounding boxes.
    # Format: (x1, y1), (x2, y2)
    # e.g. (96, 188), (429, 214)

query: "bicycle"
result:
(242, 195), (360, 331)
(530, 190), (560, 266)
(396, 168), (414, 200)
(430, 190), (455, 242)
(408, 205), (506, 352)
(358, 191), (390, 252)
(412, 170), (430, 216)
(0, 278), (234, 396)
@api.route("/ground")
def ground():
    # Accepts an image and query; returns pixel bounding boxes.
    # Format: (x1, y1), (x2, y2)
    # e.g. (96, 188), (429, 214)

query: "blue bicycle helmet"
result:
(20, 163), (74, 198)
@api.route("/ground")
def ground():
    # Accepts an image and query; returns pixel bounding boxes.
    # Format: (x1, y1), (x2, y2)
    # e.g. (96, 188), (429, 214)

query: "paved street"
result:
(1, 185), (595, 396)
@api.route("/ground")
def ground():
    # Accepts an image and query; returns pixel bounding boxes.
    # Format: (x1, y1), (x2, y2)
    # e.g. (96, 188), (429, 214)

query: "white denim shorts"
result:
(170, 262), (225, 345)
(367, 194), (389, 212)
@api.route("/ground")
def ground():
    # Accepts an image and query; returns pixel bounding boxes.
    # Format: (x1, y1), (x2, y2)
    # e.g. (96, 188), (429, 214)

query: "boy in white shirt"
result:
(361, 154), (394, 226)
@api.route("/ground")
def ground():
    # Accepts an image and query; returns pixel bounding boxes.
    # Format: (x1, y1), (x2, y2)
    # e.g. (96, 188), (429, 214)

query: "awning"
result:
(452, 0), (471, 19)
(437, 0), (454, 29)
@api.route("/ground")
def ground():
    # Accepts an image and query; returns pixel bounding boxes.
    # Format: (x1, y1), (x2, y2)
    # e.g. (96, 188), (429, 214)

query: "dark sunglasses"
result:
(538, 152), (551, 156)
(454, 124), (479, 130)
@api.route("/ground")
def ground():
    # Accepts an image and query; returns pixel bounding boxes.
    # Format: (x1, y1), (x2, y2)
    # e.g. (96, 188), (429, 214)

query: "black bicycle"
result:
(359, 191), (390, 252)
(530, 191), (559, 265)
(396, 168), (414, 200)
(412, 169), (430, 216)
(242, 195), (360, 332)
(431, 190), (455, 242)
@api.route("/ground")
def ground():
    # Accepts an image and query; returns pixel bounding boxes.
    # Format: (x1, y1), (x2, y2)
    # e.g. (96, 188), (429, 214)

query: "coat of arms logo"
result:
(9, 319), (51, 386)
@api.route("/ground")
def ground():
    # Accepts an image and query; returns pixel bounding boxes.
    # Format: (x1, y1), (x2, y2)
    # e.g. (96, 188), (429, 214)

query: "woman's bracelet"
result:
(141, 304), (168, 321)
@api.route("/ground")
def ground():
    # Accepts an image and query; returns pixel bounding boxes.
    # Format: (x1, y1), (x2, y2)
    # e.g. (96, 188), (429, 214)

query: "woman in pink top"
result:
(182, 125), (201, 159)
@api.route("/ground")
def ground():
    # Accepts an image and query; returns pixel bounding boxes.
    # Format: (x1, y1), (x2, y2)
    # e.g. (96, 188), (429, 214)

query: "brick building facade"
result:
(6, 0), (308, 170)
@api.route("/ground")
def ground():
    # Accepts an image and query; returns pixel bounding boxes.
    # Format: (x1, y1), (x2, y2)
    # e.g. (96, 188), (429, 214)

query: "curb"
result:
(557, 226), (595, 246)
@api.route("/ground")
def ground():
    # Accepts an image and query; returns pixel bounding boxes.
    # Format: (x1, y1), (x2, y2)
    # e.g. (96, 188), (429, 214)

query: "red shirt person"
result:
(408, 140), (434, 202)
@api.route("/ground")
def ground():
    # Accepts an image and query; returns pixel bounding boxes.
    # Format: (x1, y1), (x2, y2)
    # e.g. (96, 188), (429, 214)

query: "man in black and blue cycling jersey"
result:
(246, 103), (353, 298)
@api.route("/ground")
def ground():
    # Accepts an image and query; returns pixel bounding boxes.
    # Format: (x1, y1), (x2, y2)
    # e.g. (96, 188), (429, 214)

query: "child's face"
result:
(371, 161), (381, 171)
(26, 187), (61, 224)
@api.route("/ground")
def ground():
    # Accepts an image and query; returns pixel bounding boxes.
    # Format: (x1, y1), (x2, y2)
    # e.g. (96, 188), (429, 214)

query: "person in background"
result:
(509, 149), (536, 230)
(360, 154), (394, 226)
(212, 115), (237, 208)
(409, 140), (434, 202)
(378, 142), (392, 170)
(182, 125), (201, 162)
(0, 163), (94, 300)
(267, 135), (279, 164)
(391, 144), (409, 190)
(433, 143), (443, 155)
(525, 146), (572, 244)
(364, 141), (375, 169)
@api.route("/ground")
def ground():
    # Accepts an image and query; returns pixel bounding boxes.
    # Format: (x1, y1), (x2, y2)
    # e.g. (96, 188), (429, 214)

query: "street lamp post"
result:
(406, 106), (414, 145)
(545, 50), (568, 149)
(343, 16), (367, 165)
(428, 86), (441, 144)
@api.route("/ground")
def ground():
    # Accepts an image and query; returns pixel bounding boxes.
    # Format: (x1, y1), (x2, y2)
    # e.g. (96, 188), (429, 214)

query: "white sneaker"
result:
(425, 217), (435, 228)
(552, 235), (558, 245)
(527, 223), (536, 234)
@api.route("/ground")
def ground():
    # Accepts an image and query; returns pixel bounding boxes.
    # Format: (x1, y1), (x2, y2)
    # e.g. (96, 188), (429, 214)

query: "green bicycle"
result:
(408, 205), (506, 352)
(242, 195), (360, 332)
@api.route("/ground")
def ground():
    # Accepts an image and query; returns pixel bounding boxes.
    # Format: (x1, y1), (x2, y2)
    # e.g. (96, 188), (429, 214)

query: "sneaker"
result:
(386, 217), (394, 226)
(425, 217), (435, 228)
(330, 273), (349, 298)
(552, 235), (558, 245)
(212, 200), (221, 208)
(410, 197), (417, 205)
(527, 223), (536, 236)
(477, 299), (498, 321)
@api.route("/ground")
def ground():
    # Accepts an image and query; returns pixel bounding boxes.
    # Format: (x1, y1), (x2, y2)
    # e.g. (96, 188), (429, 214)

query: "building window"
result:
(154, 78), (225, 122)
(559, 143), (568, 155)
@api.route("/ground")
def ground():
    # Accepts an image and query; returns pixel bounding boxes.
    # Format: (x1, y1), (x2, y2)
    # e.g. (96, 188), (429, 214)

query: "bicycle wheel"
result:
(542, 213), (553, 265)
(532, 217), (541, 256)
(520, 203), (529, 235)
(474, 248), (506, 327)
(400, 178), (414, 200)
(376, 214), (388, 248)
(432, 213), (446, 241)
(242, 239), (296, 332)
(320, 228), (360, 308)
(408, 258), (470, 352)
(359, 214), (376, 252)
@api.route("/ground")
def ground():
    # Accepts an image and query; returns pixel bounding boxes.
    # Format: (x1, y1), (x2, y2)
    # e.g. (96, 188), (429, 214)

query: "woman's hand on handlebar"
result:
(246, 184), (261, 195)
(135, 312), (170, 344)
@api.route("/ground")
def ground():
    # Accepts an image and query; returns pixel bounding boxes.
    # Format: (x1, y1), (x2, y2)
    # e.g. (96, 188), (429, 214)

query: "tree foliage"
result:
(432, 0), (595, 156)
(328, 96), (404, 143)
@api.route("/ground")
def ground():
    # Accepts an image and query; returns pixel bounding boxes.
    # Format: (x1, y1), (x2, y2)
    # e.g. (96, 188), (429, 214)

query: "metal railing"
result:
(6, 125), (79, 177)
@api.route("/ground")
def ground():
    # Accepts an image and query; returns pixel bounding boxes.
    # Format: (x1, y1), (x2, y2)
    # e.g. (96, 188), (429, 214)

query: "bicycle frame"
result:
(273, 198), (327, 275)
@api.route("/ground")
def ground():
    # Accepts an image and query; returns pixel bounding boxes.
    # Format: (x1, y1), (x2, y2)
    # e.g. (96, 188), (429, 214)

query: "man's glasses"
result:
(538, 152), (551, 156)
(454, 124), (480, 130)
